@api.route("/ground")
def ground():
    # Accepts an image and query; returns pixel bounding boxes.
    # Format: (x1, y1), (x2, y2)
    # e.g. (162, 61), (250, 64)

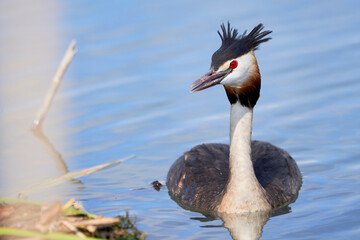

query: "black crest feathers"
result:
(217, 22), (239, 47)
(244, 23), (272, 50)
(211, 22), (272, 70)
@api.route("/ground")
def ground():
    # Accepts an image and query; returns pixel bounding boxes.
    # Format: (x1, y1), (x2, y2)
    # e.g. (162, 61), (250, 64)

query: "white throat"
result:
(217, 101), (271, 213)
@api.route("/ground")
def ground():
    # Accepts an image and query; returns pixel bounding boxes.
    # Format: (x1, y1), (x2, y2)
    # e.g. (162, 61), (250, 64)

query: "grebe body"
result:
(167, 141), (301, 213)
(166, 23), (302, 214)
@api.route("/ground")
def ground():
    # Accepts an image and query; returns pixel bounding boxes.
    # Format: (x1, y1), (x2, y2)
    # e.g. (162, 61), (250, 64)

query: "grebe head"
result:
(191, 23), (272, 108)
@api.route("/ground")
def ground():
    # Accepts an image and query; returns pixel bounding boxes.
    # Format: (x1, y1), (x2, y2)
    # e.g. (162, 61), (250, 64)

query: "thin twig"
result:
(62, 198), (76, 211)
(32, 40), (77, 129)
(61, 220), (87, 238)
(23, 155), (135, 195)
(71, 217), (121, 227)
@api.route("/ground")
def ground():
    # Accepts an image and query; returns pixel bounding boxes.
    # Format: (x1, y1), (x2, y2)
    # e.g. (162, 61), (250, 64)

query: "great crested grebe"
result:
(167, 23), (302, 214)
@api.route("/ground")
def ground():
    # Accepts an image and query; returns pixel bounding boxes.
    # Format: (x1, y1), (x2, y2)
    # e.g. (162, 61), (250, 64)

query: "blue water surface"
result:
(0, 0), (359, 239)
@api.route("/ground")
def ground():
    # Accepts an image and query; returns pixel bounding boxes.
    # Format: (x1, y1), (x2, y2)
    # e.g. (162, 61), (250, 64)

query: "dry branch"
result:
(70, 218), (121, 227)
(32, 40), (77, 129)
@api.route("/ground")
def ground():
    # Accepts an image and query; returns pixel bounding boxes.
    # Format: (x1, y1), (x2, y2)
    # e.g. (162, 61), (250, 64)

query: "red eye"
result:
(230, 60), (238, 69)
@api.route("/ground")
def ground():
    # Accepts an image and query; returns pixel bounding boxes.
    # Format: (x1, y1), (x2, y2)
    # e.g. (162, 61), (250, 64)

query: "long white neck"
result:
(217, 101), (271, 213)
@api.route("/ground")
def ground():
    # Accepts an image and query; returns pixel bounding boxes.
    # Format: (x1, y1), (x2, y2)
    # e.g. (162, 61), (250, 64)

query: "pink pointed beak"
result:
(190, 69), (230, 92)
